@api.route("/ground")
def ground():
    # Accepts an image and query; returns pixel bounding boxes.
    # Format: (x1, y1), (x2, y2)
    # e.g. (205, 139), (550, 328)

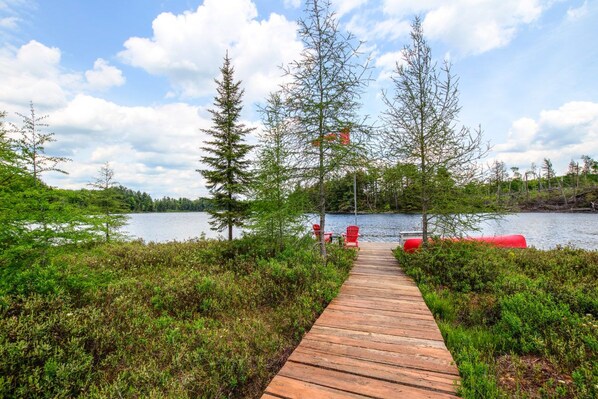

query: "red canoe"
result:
(403, 234), (527, 253)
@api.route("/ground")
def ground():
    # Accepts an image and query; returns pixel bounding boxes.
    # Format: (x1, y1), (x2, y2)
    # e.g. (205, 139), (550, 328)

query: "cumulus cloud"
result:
(39, 94), (259, 198)
(84, 58), (125, 90)
(374, 50), (407, 81)
(370, 0), (551, 55)
(494, 102), (598, 173)
(0, 33), (256, 198)
(118, 0), (302, 102)
(0, 40), (76, 109)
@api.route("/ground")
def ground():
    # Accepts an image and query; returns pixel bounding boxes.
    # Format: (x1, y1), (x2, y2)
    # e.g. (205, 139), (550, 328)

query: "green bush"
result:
(396, 241), (597, 398)
(0, 237), (355, 398)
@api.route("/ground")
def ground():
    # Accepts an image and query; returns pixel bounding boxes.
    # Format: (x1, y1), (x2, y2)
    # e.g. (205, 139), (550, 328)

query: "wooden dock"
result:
(261, 242), (460, 399)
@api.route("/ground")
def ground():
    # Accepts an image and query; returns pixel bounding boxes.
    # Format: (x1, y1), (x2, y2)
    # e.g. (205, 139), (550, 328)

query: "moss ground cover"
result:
(0, 237), (355, 398)
(396, 242), (597, 398)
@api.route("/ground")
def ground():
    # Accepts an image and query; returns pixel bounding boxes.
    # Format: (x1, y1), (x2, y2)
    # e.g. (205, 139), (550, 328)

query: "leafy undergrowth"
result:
(0, 237), (355, 398)
(395, 241), (597, 399)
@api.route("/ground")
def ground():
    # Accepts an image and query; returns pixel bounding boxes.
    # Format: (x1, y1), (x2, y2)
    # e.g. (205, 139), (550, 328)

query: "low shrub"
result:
(0, 237), (355, 398)
(397, 241), (597, 398)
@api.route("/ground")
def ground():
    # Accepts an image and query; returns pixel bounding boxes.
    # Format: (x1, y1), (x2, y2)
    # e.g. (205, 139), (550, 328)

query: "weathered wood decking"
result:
(262, 242), (460, 399)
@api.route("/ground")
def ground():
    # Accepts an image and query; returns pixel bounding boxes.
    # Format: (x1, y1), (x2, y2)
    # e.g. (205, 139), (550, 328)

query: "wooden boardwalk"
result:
(262, 242), (460, 399)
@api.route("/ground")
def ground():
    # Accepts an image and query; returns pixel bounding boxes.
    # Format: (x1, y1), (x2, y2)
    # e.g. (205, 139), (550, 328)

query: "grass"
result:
(0, 236), (356, 398)
(395, 241), (597, 398)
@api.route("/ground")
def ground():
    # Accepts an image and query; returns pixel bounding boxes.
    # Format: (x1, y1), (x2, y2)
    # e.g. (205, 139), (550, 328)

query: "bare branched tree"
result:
(381, 18), (491, 242)
(282, 0), (371, 256)
(88, 162), (128, 242)
(10, 102), (69, 185)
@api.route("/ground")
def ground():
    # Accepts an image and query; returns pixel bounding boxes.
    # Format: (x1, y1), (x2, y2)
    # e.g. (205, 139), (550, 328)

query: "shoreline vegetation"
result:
(2, 238), (596, 398)
(395, 241), (597, 399)
(0, 237), (355, 398)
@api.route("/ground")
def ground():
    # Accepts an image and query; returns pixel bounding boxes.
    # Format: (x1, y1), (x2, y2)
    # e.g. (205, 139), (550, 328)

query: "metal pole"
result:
(353, 172), (357, 225)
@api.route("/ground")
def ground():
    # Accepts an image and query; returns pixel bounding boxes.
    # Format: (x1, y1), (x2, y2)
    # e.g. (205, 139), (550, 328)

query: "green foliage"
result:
(397, 242), (598, 398)
(282, 0), (371, 256)
(199, 52), (254, 241)
(1, 103), (101, 267)
(250, 92), (307, 254)
(381, 18), (490, 240)
(87, 163), (129, 242)
(153, 195), (214, 212)
(113, 185), (154, 212)
(0, 238), (355, 398)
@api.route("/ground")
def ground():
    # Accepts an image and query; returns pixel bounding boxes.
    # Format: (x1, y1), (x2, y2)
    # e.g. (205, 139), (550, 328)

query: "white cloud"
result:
(0, 16), (19, 29)
(374, 50), (406, 81)
(284, 0), (301, 8)
(39, 94), (259, 198)
(0, 40), (75, 109)
(332, 0), (370, 16)
(118, 0), (302, 102)
(378, 0), (549, 55)
(494, 101), (598, 173)
(84, 58), (125, 90)
(567, 1), (588, 21)
(0, 35), (258, 198)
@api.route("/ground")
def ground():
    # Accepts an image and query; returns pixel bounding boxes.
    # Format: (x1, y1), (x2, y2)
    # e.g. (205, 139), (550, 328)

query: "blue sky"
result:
(1, 0), (596, 198)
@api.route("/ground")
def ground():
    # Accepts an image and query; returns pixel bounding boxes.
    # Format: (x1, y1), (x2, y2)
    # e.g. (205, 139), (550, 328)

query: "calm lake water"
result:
(124, 212), (598, 250)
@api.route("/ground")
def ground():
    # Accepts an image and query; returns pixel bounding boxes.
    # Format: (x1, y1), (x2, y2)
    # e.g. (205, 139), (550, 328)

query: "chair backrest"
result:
(345, 225), (359, 242)
(313, 224), (321, 238)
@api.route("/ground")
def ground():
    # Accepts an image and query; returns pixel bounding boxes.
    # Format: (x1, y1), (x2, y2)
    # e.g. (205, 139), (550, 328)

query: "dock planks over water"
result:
(261, 242), (460, 399)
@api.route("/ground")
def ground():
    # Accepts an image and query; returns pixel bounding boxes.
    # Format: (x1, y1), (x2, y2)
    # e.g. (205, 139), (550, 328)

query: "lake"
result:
(124, 212), (598, 250)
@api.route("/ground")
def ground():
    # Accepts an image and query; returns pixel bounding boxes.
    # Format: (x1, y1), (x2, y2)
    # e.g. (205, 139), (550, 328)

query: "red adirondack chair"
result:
(313, 224), (332, 243)
(342, 225), (359, 248)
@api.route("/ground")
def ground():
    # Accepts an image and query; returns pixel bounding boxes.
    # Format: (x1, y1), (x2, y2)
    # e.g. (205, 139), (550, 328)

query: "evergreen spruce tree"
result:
(199, 53), (253, 241)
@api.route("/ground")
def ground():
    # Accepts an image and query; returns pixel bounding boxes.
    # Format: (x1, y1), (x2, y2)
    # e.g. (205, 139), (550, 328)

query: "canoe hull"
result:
(403, 234), (527, 253)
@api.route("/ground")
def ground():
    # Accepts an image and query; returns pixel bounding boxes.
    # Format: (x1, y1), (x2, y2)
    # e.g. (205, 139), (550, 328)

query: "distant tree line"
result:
(487, 156), (598, 210)
(296, 155), (598, 214)
(113, 186), (214, 212)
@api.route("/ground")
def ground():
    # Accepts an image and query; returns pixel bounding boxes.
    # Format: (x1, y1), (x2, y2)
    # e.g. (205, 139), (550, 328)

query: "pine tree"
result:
(199, 52), (253, 241)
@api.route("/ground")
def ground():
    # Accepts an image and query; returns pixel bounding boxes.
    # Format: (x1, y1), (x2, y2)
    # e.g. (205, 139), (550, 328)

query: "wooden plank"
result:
(348, 276), (417, 286)
(309, 325), (448, 349)
(334, 294), (432, 310)
(328, 298), (434, 320)
(319, 309), (440, 332)
(264, 375), (370, 399)
(300, 339), (458, 375)
(304, 331), (454, 362)
(279, 362), (460, 399)
(290, 349), (458, 394)
(340, 285), (424, 299)
(317, 316), (445, 341)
